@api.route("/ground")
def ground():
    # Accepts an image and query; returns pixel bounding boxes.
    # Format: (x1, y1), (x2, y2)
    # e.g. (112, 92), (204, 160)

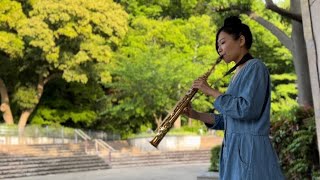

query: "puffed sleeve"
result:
(213, 60), (270, 120)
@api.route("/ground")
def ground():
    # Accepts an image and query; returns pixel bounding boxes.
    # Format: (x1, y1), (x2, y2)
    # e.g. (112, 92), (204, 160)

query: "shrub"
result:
(271, 107), (319, 179)
(209, 145), (222, 172)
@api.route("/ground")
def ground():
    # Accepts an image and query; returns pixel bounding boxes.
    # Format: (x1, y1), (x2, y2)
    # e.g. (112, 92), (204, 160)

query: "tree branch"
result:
(43, 73), (62, 85)
(248, 12), (293, 53)
(37, 73), (62, 98)
(265, 0), (302, 22)
(210, 4), (250, 13)
(0, 78), (14, 124)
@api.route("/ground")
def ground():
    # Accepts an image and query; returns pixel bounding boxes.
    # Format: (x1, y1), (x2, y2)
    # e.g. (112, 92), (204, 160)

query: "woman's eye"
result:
(218, 42), (225, 47)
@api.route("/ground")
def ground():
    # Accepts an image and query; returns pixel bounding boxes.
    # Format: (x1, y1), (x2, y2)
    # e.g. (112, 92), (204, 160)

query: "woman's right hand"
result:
(182, 102), (196, 118)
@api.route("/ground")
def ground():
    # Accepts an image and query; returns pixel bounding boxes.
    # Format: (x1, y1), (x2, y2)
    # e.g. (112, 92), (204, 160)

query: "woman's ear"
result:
(239, 35), (246, 47)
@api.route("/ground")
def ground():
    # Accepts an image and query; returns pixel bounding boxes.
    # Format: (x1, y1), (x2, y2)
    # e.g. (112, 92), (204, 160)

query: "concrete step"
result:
(111, 156), (210, 164)
(0, 143), (88, 155)
(0, 155), (104, 168)
(111, 154), (210, 162)
(0, 165), (110, 179)
(0, 143), (86, 150)
(0, 143), (110, 179)
(0, 161), (108, 175)
(111, 158), (210, 168)
(110, 149), (212, 168)
(0, 150), (87, 157)
(111, 149), (211, 156)
(105, 140), (131, 151)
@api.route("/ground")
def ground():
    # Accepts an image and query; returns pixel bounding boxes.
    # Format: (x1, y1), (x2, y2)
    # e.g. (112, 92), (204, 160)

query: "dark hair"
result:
(215, 16), (252, 53)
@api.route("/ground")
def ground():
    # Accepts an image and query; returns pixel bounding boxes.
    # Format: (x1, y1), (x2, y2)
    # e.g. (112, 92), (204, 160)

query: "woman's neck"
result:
(234, 50), (249, 64)
(235, 51), (251, 70)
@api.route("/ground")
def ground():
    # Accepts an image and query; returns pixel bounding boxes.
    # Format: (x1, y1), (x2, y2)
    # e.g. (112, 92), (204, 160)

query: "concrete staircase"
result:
(110, 149), (211, 168)
(106, 136), (222, 169)
(0, 143), (110, 179)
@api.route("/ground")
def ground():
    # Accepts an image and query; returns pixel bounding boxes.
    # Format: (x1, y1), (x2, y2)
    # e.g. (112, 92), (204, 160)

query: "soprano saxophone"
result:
(149, 55), (223, 148)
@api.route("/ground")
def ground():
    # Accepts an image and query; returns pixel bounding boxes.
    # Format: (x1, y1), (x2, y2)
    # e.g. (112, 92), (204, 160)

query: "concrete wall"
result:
(128, 135), (202, 151)
(0, 136), (75, 144)
(301, 0), (320, 158)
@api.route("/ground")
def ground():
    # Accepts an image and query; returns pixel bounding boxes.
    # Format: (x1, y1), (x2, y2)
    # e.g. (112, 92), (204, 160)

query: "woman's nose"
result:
(218, 47), (223, 55)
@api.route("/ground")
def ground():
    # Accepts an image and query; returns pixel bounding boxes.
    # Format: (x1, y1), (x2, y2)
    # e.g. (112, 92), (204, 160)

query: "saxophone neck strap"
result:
(223, 53), (254, 77)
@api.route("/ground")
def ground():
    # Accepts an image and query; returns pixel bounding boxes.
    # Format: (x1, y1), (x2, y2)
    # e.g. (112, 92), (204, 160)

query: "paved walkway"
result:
(10, 163), (211, 180)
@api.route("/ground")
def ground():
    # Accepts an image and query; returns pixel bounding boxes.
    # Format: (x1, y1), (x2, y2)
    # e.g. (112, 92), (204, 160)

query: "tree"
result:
(0, 0), (128, 130)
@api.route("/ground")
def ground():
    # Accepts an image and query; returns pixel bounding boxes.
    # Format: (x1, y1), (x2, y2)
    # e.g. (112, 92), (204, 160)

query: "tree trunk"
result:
(188, 117), (192, 127)
(173, 115), (181, 128)
(0, 78), (14, 124)
(153, 113), (162, 129)
(248, 12), (293, 52)
(18, 109), (33, 133)
(249, 0), (313, 107)
(300, 0), (320, 162)
(17, 74), (59, 130)
(291, 0), (313, 107)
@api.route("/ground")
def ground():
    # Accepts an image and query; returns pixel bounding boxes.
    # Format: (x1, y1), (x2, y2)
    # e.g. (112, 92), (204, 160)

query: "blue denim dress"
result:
(207, 59), (285, 180)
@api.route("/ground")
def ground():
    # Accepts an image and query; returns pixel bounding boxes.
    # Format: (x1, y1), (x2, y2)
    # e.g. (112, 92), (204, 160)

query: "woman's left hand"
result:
(192, 77), (213, 95)
(192, 77), (221, 98)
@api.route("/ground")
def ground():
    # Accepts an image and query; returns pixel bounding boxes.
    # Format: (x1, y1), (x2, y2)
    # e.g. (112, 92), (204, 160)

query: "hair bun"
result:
(224, 16), (242, 27)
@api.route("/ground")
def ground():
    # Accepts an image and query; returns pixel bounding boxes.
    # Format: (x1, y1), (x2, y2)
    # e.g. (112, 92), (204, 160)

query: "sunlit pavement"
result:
(10, 163), (211, 180)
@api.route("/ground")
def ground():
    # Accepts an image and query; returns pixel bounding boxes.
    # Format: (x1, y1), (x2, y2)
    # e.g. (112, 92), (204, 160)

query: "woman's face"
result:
(217, 31), (244, 63)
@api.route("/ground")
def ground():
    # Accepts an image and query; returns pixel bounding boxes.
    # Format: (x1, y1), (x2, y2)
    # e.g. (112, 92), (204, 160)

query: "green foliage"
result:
(104, 15), (232, 133)
(126, 121), (208, 139)
(118, 0), (210, 19)
(271, 73), (298, 113)
(0, 32), (24, 59)
(209, 145), (221, 172)
(13, 86), (39, 109)
(271, 107), (319, 179)
(26, 0), (128, 83)
(32, 107), (97, 127)
(30, 79), (105, 129)
(0, 0), (128, 126)
(0, 123), (75, 138)
(0, 0), (26, 59)
(170, 126), (205, 135)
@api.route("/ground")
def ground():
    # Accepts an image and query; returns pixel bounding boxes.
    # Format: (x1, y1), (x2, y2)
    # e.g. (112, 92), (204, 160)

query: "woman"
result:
(183, 16), (284, 179)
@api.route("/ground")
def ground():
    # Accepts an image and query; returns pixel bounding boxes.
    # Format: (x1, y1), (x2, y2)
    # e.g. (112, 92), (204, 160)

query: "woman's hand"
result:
(192, 77), (213, 95)
(192, 77), (222, 98)
(182, 103), (215, 124)
(182, 102), (196, 119)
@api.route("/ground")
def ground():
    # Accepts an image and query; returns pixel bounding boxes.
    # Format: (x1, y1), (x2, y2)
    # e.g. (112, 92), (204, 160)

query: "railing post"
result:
(61, 127), (64, 144)
(95, 140), (99, 155)
(74, 130), (78, 143)
(109, 149), (112, 164)
(85, 139), (88, 153)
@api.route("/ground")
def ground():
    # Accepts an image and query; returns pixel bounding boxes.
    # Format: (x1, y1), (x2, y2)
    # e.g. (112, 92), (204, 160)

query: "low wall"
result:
(128, 135), (201, 151)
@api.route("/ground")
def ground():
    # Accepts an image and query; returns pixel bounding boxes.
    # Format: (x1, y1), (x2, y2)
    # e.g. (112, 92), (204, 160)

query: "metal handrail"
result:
(94, 139), (116, 164)
(74, 129), (91, 140)
(95, 139), (116, 151)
